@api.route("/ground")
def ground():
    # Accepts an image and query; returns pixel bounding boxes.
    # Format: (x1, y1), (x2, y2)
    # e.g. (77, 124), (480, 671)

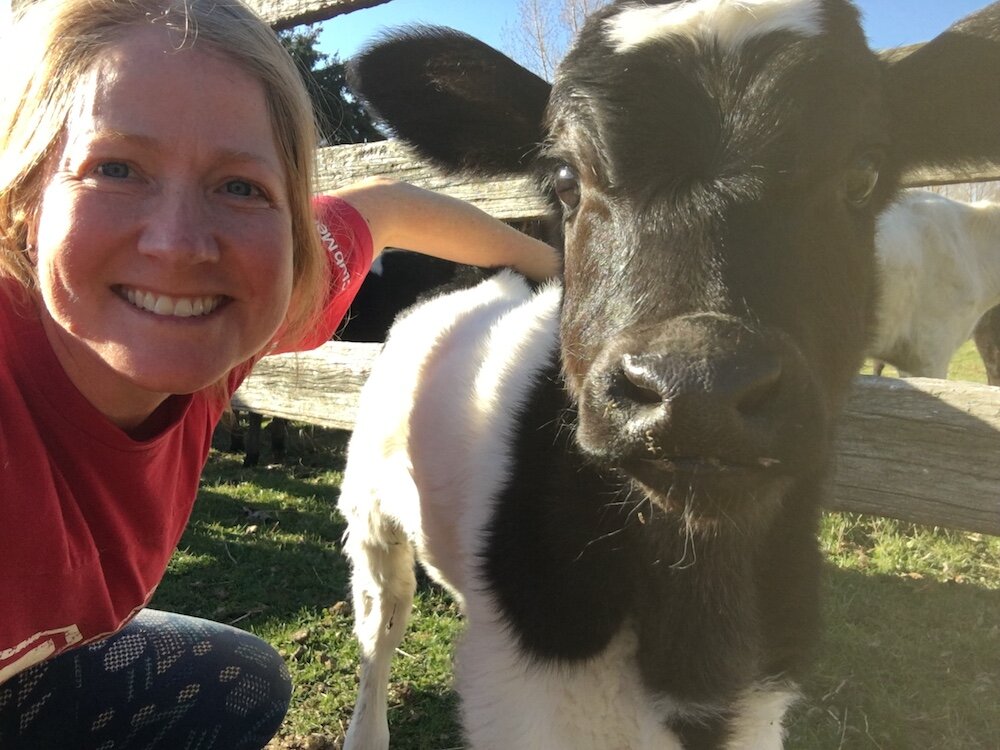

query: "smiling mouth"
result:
(116, 286), (226, 318)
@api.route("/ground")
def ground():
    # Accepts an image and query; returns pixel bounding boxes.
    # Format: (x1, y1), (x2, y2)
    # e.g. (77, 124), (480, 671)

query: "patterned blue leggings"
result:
(0, 609), (291, 749)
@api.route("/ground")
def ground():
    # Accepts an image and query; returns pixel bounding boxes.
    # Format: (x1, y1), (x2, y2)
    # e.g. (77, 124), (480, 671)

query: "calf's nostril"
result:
(616, 354), (667, 406)
(611, 349), (786, 419)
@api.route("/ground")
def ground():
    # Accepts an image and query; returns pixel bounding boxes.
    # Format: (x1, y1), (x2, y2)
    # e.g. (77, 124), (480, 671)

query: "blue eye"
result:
(225, 180), (259, 198)
(96, 162), (131, 179)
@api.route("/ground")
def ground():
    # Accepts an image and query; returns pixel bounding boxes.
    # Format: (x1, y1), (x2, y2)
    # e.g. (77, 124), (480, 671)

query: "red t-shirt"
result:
(0, 195), (372, 682)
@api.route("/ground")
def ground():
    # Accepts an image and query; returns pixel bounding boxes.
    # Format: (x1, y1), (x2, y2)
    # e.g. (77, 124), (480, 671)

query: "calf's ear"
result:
(885, 2), (1000, 180)
(348, 27), (552, 175)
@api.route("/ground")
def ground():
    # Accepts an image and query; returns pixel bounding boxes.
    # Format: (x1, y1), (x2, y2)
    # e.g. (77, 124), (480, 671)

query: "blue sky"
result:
(318, 0), (989, 64)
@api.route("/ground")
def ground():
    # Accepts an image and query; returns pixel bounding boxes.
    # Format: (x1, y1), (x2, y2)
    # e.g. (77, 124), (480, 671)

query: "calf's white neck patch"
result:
(606, 0), (825, 54)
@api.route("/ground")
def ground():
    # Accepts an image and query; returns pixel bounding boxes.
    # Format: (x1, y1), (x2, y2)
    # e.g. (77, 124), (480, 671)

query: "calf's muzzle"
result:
(575, 314), (827, 484)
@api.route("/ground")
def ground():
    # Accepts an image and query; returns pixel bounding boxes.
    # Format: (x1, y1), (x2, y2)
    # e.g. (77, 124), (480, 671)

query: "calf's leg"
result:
(340, 480), (419, 750)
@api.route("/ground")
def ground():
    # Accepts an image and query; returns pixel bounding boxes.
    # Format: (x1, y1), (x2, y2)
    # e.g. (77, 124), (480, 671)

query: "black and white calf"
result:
(336, 1), (1000, 748)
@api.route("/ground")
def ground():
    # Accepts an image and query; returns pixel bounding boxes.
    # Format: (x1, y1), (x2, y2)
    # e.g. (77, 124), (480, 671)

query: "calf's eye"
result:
(553, 165), (581, 210)
(844, 152), (881, 207)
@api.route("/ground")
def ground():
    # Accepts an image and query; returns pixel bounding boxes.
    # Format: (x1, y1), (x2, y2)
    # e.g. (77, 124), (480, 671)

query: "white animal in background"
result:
(870, 190), (1000, 378)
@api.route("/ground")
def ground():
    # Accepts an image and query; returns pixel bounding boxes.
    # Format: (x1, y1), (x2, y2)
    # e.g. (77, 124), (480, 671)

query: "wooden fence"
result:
(233, 341), (1000, 535)
(230, 0), (1000, 538)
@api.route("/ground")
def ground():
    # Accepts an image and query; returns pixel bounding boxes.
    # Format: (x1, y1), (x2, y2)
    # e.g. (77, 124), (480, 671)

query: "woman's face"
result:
(33, 26), (294, 428)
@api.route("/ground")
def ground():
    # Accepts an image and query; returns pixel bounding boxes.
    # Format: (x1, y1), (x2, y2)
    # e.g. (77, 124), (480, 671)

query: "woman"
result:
(0, 0), (559, 746)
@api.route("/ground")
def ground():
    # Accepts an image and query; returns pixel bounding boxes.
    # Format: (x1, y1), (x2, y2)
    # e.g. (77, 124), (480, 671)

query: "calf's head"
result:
(350, 0), (1000, 524)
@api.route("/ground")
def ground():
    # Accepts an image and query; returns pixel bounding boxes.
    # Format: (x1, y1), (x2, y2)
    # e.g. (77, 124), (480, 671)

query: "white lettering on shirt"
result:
(0, 624), (83, 683)
(317, 220), (353, 291)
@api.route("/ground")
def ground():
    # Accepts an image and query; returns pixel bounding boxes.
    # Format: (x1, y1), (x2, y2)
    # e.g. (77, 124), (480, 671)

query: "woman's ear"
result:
(23, 209), (39, 264)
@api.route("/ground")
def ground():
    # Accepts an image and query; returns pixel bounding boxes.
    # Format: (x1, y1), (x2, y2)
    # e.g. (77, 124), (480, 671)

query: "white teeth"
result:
(153, 296), (173, 315)
(121, 287), (222, 318)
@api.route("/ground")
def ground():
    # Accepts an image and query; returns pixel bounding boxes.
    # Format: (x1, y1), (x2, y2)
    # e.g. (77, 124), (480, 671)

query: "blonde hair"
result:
(0, 0), (327, 377)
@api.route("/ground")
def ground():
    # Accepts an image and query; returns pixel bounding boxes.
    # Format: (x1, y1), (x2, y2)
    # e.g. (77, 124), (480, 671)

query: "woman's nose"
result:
(137, 187), (220, 264)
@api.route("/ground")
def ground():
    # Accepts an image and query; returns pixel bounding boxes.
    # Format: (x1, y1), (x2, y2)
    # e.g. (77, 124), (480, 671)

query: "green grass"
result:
(862, 338), (988, 383)
(793, 514), (1000, 748)
(154, 343), (999, 748)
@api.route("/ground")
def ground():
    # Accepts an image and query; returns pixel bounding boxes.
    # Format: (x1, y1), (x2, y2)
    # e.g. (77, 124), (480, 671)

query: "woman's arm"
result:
(331, 177), (560, 283)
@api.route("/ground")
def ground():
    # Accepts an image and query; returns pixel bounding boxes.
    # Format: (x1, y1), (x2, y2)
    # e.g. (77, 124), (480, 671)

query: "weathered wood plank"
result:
(234, 349), (1000, 534)
(315, 141), (1000, 223)
(233, 342), (378, 431)
(829, 376), (1000, 534)
(247, 0), (394, 30)
(315, 141), (549, 222)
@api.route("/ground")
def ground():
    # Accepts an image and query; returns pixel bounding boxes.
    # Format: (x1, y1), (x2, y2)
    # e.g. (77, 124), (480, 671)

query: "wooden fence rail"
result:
(233, 343), (1000, 536)
(315, 142), (549, 222)
(315, 141), (1000, 219)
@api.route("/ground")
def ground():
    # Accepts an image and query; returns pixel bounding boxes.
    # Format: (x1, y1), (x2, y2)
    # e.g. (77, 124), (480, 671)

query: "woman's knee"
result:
(124, 609), (292, 746)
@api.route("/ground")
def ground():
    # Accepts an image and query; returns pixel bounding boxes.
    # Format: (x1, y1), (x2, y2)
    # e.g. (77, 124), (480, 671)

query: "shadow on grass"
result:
(152, 431), (354, 628)
(325, 560), (999, 749)
(381, 562), (1000, 750)
(152, 501), (350, 626)
(788, 563), (1000, 749)
(384, 686), (462, 748)
(325, 561), (1000, 749)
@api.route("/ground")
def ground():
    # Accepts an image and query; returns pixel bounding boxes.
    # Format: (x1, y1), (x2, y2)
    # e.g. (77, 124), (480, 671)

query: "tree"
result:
(280, 27), (383, 146)
(501, 0), (611, 80)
